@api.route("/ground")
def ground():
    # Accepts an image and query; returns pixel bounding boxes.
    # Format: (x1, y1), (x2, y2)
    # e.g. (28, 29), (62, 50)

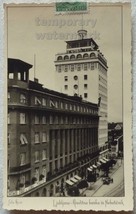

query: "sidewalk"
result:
(80, 159), (123, 197)
(54, 159), (123, 197)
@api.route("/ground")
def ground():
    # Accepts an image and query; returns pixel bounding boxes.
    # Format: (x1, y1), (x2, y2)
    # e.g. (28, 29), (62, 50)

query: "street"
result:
(82, 159), (124, 197)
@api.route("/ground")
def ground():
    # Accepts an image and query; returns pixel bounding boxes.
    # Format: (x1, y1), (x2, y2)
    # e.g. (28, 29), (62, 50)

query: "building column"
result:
(57, 130), (60, 169)
(52, 130), (55, 171)
(67, 129), (70, 163)
(62, 130), (65, 166)
(71, 129), (74, 163)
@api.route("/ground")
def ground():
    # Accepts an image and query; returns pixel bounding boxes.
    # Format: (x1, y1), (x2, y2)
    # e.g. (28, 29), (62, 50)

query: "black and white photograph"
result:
(4, 2), (133, 211)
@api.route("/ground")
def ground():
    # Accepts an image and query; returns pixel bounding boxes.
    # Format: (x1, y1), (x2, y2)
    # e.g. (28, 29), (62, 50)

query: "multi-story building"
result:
(55, 30), (108, 158)
(8, 58), (100, 197)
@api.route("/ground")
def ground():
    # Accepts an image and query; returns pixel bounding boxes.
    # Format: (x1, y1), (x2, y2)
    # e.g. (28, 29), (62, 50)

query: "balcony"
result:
(9, 163), (31, 175)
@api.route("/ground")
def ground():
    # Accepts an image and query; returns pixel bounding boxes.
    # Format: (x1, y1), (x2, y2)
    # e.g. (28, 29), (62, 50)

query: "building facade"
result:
(8, 58), (100, 197)
(55, 30), (108, 158)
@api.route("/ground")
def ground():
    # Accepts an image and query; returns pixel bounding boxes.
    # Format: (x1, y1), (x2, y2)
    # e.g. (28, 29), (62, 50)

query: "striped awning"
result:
(87, 168), (92, 172)
(65, 180), (74, 186)
(74, 175), (82, 181)
(100, 159), (106, 164)
(97, 162), (101, 166)
(70, 177), (78, 183)
(93, 164), (97, 169)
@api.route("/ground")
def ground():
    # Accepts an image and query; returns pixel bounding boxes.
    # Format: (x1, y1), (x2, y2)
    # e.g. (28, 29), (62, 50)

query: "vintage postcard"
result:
(3, 2), (133, 211)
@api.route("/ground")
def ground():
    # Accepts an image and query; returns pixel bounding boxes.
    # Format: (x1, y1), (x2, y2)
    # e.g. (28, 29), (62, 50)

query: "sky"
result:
(7, 4), (130, 122)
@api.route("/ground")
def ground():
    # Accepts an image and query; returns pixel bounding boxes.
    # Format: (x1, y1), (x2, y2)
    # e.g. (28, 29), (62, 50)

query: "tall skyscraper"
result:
(55, 30), (108, 156)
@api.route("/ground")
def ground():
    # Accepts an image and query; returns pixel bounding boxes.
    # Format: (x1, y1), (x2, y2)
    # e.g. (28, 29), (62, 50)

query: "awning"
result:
(100, 159), (106, 164)
(70, 177), (78, 183)
(97, 162), (101, 166)
(65, 180), (74, 186)
(93, 164), (97, 169)
(74, 175), (82, 181)
(90, 166), (93, 170)
(87, 168), (92, 172)
(20, 134), (28, 145)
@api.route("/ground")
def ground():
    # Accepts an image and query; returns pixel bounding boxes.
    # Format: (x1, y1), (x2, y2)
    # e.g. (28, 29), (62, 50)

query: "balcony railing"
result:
(8, 178), (46, 197)
(9, 163), (31, 174)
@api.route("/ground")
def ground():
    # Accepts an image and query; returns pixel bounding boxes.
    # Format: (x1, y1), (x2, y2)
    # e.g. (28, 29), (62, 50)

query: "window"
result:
(8, 133), (10, 145)
(34, 151), (40, 163)
(64, 55), (69, 60)
(77, 64), (81, 71)
(60, 102), (63, 109)
(91, 63), (95, 70)
(64, 76), (68, 81)
(64, 85), (68, 90)
(65, 103), (68, 110)
(71, 65), (74, 72)
(60, 116), (63, 124)
(20, 134), (28, 145)
(18, 73), (21, 80)
(8, 92), (10, 102)
(84, 63), (88, 71)
(42, 132), (47, 142)
(58, 66), (61, 72)
(20, 94), (26, 104)
(57, 56), (62, 61)
(42, 98), (46, 106)
(74, 75), (78, 80)
(9, 73), (13, 79)
(55, 116), (59, 124)
(8, 113), (10, 124)
(20, 113), (26, 124)
(20, 153), (26, 166)
(74, 84), (78, 90)
(50, 115), (53, 124)
(70, 55), (75, 60)
(77, 54), (82, 59)
(84, 93), (88, 98)
(83, 53), (88, 58)
(42, 149), (47, 160)
(65, 116), (68, 124)
(84, 84), (88, 89)
(34, 168), (39, 181)
(20, 175), (25, 185)
(35, 133), (40, 144)
(35, 97), (41, 105)
(64, 65), (68, 72)
(84, 75), (88, 80)
(90, 53), (96, 58)
(42, 116), (46, 124)
(42, 166), (46, 177)
(34, 115), (40, 124)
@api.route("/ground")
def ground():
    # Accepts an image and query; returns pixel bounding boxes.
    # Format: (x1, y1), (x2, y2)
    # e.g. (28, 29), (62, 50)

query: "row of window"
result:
(64, 84), (88, 90)
(64, 74), (88, 81)
(20, 149), (47, 166)
(57, 62), (97, 72)
(57, 53), (96, 61)
(8, 109), (98, 124)
(8, 132), (47, 145)
(8, 112), (98, 125)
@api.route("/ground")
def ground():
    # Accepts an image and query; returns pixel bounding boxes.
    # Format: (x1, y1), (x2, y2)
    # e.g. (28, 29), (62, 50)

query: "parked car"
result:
(102, 177), (113, 185)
